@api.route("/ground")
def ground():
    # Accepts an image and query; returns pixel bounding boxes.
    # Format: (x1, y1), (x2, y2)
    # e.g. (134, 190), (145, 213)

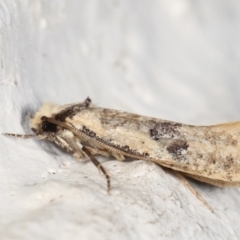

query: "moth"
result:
(3, 97), (240, 212)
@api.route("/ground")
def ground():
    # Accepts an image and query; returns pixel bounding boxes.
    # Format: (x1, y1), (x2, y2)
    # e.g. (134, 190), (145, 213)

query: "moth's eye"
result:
(42, 121), (57, 132)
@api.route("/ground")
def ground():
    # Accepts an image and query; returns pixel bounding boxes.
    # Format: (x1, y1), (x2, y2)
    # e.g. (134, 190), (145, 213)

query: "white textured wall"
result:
(1, 1), (240, 239)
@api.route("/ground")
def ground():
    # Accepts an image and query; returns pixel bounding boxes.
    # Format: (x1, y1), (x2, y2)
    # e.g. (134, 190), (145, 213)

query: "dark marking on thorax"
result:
(55, 97), (92, 122)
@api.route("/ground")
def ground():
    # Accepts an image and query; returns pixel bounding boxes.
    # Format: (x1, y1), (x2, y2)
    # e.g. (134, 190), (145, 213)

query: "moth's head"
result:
(30, 103), (60, 134)
(30, 97), (93, 134)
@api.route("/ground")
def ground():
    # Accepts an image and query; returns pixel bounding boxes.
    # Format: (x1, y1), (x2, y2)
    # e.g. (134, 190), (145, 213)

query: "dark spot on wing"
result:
(167, 140), (189, 159)
(150, 122), (182, 140)
(224, 155), (234, 170)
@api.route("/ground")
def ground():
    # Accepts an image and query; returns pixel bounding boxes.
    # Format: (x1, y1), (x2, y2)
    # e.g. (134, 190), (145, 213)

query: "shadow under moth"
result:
(4, 97), (240, 212)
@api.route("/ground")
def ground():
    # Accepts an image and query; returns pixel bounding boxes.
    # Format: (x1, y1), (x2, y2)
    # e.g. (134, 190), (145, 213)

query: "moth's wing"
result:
(182, 172), (240, 187)
(68, 107), (240, 184)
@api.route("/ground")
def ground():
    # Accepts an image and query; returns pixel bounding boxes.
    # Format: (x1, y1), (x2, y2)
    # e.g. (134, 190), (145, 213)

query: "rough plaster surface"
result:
(1, 1), (240, 239)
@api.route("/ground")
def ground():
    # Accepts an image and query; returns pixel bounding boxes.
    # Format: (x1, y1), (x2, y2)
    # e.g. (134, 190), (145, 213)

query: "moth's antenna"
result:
(2, 133), (37, 139)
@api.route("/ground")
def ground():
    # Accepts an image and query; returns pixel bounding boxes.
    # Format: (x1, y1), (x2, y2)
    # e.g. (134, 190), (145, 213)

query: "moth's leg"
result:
(44, 134), (83, 160)
(56, 137), (84, 159)
(84, 146), (110, 157)
(87, 144), (125, 160)
(62, 137), (111, 192)
(112, 152), (125, 161)
(45, 131), (111, 191)
(82, 146), (111, 192)
(173, 171), (214, 213)
(83, 141), (124, 160)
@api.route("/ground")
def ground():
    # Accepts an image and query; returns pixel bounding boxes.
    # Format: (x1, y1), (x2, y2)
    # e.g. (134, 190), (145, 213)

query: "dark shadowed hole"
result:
(21, 105), (37, 133)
